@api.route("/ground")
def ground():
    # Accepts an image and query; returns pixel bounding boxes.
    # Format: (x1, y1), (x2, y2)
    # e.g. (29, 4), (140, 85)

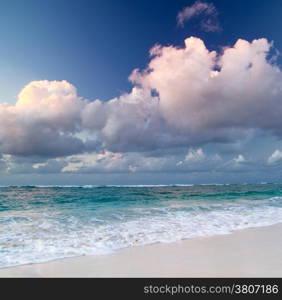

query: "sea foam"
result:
(0, 185), (282, 268)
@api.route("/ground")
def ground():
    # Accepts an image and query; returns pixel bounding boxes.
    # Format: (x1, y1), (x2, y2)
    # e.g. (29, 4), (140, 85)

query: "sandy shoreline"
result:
(0, 224), (282, 277)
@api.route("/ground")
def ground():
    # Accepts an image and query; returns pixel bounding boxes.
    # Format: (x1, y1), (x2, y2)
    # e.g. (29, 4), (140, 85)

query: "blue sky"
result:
(1, 0), (282, 185)
(2, 0), (282, 102)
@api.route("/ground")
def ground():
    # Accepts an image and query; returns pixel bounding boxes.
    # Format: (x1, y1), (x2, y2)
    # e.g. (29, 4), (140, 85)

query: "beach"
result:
(0, 223), (281, 278)
(1, 184), (282, 277)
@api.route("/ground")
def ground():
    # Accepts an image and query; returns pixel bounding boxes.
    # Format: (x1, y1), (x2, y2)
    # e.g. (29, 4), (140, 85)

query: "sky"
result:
(1, 0), (282, 185)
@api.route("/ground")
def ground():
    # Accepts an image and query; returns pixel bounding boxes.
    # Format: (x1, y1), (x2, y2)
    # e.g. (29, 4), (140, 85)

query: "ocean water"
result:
(1, 183), (282, 268)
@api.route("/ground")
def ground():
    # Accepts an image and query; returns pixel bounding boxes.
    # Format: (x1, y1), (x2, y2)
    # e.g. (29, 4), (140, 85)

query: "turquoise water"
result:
(1, 184), (282, 268)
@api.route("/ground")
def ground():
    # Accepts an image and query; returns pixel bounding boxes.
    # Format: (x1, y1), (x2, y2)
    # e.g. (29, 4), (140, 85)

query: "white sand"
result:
(0, 224), (282, 277)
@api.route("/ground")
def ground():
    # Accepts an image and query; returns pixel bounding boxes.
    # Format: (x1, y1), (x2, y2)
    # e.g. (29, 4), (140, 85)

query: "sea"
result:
(1, 183), (282, 268)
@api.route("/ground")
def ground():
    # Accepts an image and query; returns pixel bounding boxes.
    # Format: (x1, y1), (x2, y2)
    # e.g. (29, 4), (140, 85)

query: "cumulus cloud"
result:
(268, 150), (282, 164)
(0, 146), (276, 177)
(1, 36), (282, 177)
(21, 148), (222, 174)
(22, 151), (167, 174)
(61, 151), (125, 173)
(130, 37), (282, 144)
(0, 80), (88, 157)
(177, 0), (220, 32)
(81, 87), (163, 152)
(176, 148), (221, 171)
(184, 148), (205, 162)
(233, 155), (246, 164)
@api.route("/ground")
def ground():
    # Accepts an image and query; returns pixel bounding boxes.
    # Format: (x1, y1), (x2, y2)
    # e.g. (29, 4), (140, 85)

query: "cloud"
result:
(61, 151), (126, 173)
(81, 87), (163, 152)
(0, 145), (278, 178)
(268, 150), (282, 164)
(177, 0), (220, 32)
(22, 151), (167, 174)
(176, 148), (221, 170)
(185, 148), (205, 162)
(19, 148), (222, 174)
(0, 80), (90, 157)
(233, 155), (246, 164)
(130, 37), (282, 146)
(0, 154), (7, 173)
(1, 36), (282, 173)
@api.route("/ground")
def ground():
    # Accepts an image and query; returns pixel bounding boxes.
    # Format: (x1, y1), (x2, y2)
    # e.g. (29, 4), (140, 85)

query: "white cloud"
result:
(0, 80), (88, 157)
(32, 162), (48, 169)
(177, 0), (220, 32)
(1, 36), (282, 176)
(0, 154), (13, 173)
(1, 146), (277, 178)
(14, 148), (223, 175)
(62, 151), (124, 173)
(176, 148), (221, 170)
(233, 155), (246, 164)
(185, 148), (205, 162)
(268, 150), (282, 164)
(60, 151), (172, 174)
(130, 37), (282, 146)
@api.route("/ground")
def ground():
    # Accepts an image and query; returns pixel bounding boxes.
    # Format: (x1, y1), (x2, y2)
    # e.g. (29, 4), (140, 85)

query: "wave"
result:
(0, 183), (277, 189)
(1, 197), (282, 268)
(0, 184), (191, 188)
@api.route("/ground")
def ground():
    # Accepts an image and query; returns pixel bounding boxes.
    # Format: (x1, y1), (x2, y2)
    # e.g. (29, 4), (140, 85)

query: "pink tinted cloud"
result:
(177, 0), (220, 32)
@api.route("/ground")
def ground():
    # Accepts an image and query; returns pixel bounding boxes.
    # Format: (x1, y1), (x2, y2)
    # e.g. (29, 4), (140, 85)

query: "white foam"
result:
(1, 201), (282, 268)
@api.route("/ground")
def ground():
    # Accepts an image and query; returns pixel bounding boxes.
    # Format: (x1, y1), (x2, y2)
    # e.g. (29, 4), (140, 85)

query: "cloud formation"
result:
(268, 150), (282, 165)
(184, 148), (206, 162)
(10, 148), (222, 174)
(1, 36), (282, 178)
(0, 80), (88, 157)
(130, 37), (282, 143)
(177, 0), (220, 32)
